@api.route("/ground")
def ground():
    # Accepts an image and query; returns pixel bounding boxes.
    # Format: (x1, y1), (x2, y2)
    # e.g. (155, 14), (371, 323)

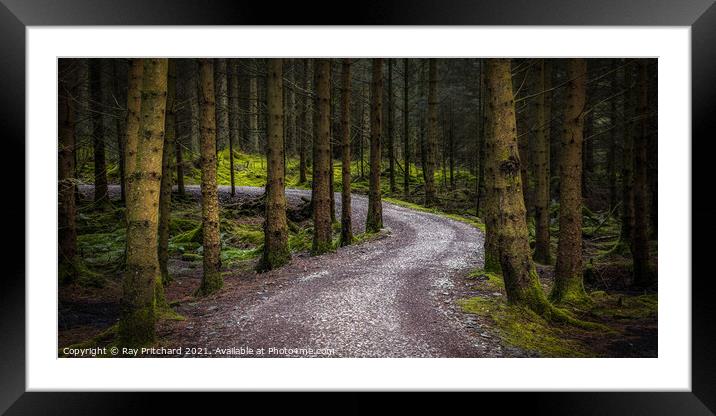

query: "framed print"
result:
(2, 0), (714, 413)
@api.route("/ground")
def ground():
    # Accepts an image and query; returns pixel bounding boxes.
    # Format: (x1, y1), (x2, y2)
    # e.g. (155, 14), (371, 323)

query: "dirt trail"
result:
(156, 185), (515, 357)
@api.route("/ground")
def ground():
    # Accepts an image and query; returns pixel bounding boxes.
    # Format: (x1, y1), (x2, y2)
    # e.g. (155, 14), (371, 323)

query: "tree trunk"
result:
(424, 59), (438, 207)
(403, 58), (410, 197)
(340, 59), (353, 246)
(228, 59), (240, 196)
(90, 59), (109, 205)
(213, 58), (229, 153)
(388, 59), (396, 194)
(312, 59), (333, 254)
(158, 59), (177, 286)
(632, 60), (652, 287)
(287, 59), (297, 158)
(533, 59), (552, 265)
(298, 60), (310, 184)
(58, 59), (78, 282)
(124, 59), (143, 201)
(188, 60), (201, 154)
(259, 59), (291, 271)
(366, 58), (384, 233)
(118, 58), (168, 347)
(551, 58), (588, 304)
(249, 64), (260, 153)
(196, 59), (223, 296)
(476, 59), (486, 217)
(485, 58), (550, 313)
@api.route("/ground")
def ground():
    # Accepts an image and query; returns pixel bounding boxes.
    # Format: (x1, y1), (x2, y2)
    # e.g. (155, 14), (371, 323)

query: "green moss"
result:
(171, 225), (203, 244)
(311, 240), (335, 256)
(221, 247), (261, 265)
(587, 292), (657, 320)
(170, 216), (200, 234)
(468, 269), (505, 292)
(458, 296), (591, 357)
(59, 257), (106, 287)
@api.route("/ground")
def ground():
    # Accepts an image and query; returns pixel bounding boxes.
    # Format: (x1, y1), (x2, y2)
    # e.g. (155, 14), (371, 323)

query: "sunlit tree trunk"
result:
(312, 59), (333, 254)
(118, 58), (168, 347)
(196, 59), (223, 296)
(485, 58), (550, 312)
(124, 59), (143, 201)
(366, 58), (384, 233)
(340, 59), (353, 246)
(551, 58), (588, 304)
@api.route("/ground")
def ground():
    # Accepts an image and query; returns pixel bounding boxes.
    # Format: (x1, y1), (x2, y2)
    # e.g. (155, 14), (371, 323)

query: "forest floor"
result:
(60, 184), (657, 358)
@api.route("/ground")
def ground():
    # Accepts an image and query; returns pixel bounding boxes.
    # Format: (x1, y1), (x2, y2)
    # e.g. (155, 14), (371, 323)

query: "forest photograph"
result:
(57, 57), (658, 358)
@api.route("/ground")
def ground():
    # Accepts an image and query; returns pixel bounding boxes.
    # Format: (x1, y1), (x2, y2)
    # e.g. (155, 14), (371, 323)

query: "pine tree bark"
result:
(403, 58), (410, 197)
(632, 60), (652, 287)
(533, 59), (552, 265)
(196, 59), (223, 296)
(388, 59), (396, 194)
(214, 58), (229, 152)
(298, 60), (310, 184)
(287, 59), (297, 158)
(340, 59), (353, 246)
(551, 58), (588, 304)
(424, 59), (438, 207)
(90, 59), (109, 205)
(124, 59), (143, 200)
(158, 59), (177, 286)
(59, 59), (78, 282)
(259, 59), (291, 271)
(118, 58), (168, 347)
(366, 58), (384, 233)
(188, 60), (201, 155)
(312, 59), (333, 254)
(485, 58), (550, 312)
(249, 63), (260, 153)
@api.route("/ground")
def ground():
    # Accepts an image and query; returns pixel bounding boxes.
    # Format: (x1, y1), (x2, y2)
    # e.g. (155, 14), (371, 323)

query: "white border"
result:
(27, 27), (690, 391)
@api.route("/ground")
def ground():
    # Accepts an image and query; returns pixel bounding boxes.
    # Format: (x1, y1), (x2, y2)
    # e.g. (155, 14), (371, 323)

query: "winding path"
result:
(168, 185), (489, 357)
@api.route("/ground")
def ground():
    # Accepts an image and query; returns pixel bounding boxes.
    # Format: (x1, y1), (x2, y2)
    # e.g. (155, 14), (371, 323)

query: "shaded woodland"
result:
(58, 58), (657, 357)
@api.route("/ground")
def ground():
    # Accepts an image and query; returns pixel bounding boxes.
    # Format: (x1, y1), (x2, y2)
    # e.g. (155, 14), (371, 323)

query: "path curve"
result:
(171, 185), (489, 357)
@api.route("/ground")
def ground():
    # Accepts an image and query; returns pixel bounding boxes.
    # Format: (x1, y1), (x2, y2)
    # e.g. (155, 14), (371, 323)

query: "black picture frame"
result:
(2, 0), (713, 413)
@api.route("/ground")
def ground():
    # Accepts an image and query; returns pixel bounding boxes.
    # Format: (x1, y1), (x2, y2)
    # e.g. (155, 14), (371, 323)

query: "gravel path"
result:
(166, 185), (491, 357)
